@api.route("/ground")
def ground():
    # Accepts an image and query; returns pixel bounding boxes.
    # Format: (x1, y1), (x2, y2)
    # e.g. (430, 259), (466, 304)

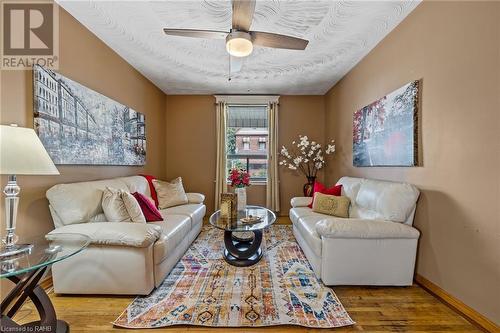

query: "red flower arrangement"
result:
(228, 168), (250, 188)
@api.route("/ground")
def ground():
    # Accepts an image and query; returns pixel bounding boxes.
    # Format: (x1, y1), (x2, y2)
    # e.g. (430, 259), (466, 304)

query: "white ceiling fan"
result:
(163, 0), (309, 75)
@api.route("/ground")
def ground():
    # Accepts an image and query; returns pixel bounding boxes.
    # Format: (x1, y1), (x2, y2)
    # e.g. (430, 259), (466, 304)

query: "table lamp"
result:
(0, 124), (59, 258)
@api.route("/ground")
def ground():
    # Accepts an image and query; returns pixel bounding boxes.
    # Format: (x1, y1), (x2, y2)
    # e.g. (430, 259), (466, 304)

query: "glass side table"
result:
(209, 205), (276, 267)
(1, 233), (90, 333)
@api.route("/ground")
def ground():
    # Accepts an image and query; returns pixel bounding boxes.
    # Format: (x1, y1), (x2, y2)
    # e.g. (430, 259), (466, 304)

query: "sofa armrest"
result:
(186, 193), (205, 204)
(290, 197), (312, 208)
(316, 218), (420, 239)
(46, 222), (162, 248)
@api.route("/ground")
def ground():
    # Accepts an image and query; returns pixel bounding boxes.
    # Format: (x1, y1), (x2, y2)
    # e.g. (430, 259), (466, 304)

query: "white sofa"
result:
(45, 175), (206, 295)
(290, 176), (420, 286)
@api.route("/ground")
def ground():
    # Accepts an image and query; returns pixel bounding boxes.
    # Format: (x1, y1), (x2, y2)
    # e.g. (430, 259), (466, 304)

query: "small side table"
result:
(1, 233), (89, 333)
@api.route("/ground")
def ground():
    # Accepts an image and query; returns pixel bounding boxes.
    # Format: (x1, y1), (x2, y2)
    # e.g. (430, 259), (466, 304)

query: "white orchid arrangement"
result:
(279, 135), (336, 178)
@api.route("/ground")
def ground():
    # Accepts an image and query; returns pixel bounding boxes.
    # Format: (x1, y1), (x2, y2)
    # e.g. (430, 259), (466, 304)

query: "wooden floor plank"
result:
(13, 284), (482, 332)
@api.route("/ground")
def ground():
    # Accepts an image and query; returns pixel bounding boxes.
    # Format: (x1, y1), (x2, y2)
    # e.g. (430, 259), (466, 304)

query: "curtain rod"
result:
(213, 94), (279, 97)
(213, 103), (280, 106)
(214, 95), (280, 104)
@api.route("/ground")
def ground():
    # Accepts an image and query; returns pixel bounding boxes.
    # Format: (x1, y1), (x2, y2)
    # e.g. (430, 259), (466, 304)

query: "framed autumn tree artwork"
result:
(353, 80), (419, 167)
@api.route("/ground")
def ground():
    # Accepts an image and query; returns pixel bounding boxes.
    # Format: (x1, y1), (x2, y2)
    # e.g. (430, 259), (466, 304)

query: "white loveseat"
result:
(290, 176), (420, 286)
(45, 176), (206, 295)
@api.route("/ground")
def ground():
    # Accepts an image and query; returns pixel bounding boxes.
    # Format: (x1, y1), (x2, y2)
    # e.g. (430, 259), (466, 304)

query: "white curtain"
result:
(214, 101), (228, 210)
(266, 101), (280, 212)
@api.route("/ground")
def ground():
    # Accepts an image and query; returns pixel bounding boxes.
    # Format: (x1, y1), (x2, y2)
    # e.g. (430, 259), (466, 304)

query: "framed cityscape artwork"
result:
(32, 65), (146, 165)
(353, 80), (419, 167)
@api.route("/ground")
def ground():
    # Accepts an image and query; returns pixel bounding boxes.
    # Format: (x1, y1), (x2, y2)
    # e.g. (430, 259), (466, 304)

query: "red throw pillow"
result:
(132, 192), (163, 222)
(308, 182), (342, 208)
(139, 174), (159, 208)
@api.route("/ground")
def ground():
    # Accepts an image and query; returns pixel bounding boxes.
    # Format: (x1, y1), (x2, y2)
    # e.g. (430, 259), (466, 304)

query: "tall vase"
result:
(235, 187), (247, 211)
(303, 176), (316, 197)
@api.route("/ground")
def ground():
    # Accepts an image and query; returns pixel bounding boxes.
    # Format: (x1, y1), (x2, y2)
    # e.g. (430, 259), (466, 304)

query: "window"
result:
(226, 104), (268, 182)
(242, 137), (250, 150)
(258, 137), (266, 150)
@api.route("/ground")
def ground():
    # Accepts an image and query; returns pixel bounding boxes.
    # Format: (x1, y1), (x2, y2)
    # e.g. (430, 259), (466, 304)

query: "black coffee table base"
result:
(223, 230), (263, 267)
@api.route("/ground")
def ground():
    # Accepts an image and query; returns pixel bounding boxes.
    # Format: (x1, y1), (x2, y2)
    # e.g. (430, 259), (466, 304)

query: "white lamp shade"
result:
(0, 125), (59, 175)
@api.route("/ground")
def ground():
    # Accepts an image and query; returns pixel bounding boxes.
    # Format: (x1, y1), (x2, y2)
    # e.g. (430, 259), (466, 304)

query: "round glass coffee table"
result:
(209, 205), (276, 267)
(1, 233), (90, 333)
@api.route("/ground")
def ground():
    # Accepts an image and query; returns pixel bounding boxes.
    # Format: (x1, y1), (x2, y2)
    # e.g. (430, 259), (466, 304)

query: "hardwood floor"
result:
(11, 218), (483, 332)
(14, 284), (482, 332)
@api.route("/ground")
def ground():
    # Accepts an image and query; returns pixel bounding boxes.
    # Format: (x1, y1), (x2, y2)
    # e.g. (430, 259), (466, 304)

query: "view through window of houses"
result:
(226, 104), (268, 182)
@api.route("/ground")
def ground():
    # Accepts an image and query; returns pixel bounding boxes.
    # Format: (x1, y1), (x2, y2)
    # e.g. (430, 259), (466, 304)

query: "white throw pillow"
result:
(89, 213), (107, 223)
(102, 187), (130, 222)
(122, 191), (146, 223)
(101, 187), (146, 223)
(152, 177), (188, 209)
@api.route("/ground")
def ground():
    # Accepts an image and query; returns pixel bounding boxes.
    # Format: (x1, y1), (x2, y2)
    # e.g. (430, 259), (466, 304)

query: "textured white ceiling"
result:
(57, 0), (420, 95)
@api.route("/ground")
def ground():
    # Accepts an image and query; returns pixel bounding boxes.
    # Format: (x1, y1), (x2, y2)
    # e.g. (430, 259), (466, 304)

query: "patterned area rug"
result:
(113, 225), (354, 329)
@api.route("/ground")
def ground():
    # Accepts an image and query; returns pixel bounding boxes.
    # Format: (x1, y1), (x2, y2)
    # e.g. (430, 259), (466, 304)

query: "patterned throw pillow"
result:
(152, 177), (188, 209)
(312, 192), (350, 218)
(308, 182), (342, 208)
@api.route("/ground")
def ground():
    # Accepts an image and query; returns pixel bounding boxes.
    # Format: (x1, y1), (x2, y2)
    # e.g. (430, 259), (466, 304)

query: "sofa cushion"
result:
(289, 207), (327, 225)
(121, 177), (152, 196)
(46, 222), (161, 247)
(150, 215), (191, 265)
(355, 181), (419, 223)
(161, 204), (206, 228)
(316, 218), (420, 239)
(46, 176), (150, 226)
(336, 176), (420, 224)
(292, 215), (323, 257)
(336, 177), (362, 203)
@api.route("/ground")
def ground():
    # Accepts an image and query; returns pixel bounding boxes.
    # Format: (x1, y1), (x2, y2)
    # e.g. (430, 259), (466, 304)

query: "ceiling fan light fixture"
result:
(226, 31), (253, 57)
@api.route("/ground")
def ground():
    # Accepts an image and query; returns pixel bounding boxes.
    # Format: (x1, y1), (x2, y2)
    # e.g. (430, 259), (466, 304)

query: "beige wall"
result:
(165, 95), (325, 216)
(2, 0), (498, 325)
(324, 1), (500, 324)
(0, 7), (166, 243)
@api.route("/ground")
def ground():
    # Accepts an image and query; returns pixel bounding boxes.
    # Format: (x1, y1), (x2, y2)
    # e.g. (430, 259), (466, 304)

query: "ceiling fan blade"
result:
(232, 0), (256, 31)
(230, 55), (246, 73)
(163, 28), (227, 39)
(251, 31), (309, 50)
